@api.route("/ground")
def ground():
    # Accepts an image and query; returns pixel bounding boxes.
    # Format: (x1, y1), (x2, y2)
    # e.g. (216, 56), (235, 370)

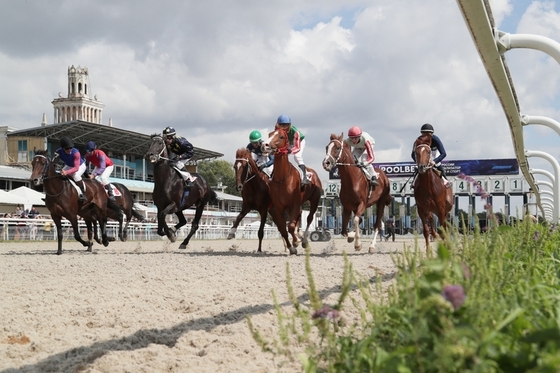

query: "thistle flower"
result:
(312, 305), (340, 321)
(442, 285), (466, 311)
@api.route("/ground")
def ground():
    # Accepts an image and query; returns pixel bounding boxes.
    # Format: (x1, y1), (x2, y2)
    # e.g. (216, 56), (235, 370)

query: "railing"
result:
(0, 218), (281, 241)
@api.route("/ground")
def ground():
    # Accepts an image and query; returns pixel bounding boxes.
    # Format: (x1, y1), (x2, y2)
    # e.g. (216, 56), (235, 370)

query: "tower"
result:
(51, 65), (105, 124)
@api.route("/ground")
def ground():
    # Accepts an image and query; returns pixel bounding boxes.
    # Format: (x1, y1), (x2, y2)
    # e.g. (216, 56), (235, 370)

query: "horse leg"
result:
(273, 207), (296, 255)
(256, 208), (268, 252)
(341, 209), (353, 242)
(227, 205), (251, 240)
(179, 207), (196, 249)
(52, 216), (64, 255)
(68, 218), (91, 250)
(352, 215), (362, 251)
(159, 203), (177, 242)
(85, 220), (94, 252)
(301, 195), (319, 249)
(92, 220), (102, 245)
(287, 206), (301, 249)
(122, 218), (130, 242)
(369, 204), (384, 253)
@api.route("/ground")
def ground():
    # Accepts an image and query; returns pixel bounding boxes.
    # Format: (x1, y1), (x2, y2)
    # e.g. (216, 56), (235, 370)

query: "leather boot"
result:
(105, 184), (116, 200)
(299, 164), (309, 185)
(77, 180), (87, 201)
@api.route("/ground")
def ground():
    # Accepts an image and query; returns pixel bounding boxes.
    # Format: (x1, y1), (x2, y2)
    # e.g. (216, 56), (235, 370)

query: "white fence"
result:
(0, 218), (282, 241)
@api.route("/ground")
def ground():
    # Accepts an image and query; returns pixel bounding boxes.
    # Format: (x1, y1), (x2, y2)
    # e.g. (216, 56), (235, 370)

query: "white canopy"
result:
(8, 186), (46, 210)
(0, 190), (29, 207)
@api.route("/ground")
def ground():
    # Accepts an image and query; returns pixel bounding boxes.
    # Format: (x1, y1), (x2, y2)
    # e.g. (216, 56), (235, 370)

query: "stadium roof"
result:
(9, 120), (223, 162)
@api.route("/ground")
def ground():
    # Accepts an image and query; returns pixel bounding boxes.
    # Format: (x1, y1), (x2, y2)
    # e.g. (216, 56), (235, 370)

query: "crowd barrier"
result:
(0, 218), (281, 241)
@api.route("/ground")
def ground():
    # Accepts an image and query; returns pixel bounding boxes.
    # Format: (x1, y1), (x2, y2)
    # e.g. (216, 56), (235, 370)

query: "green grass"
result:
(248, 217), (560, 372)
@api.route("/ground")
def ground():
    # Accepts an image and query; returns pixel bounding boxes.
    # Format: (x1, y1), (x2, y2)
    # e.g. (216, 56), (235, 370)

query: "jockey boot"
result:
(439, 167), (452, 189)
(299, 164), (310, 185)
(77, 180), (87, 201)
(183, 172), (194, 187)
(105, 184), (116, 201)
(365, 164), (379, 186)
(370, 174), (380, 186)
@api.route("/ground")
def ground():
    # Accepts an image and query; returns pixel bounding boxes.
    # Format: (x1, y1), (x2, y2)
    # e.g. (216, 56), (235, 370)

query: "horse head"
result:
(147, 134), (167, 163)
(322, 133), (347, 171)
(262, 128), (290, 155)
(233, 148), (258, 192)
(414, 134), (432, 174)
(30, 150), (51, 187)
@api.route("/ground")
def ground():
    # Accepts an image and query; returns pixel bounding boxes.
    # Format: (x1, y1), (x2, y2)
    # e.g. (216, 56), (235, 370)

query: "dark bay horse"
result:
(30, 150), (110, 255)
(228, 148), (275, 252)
(322, 133), (393, 252)
(262, 128), (323, 254)
(146, 134), (217, 249)
(413, 134), (454, 249)
(90, 181), (145, 242)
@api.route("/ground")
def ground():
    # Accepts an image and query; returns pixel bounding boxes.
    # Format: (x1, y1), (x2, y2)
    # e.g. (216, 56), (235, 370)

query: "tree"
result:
(196, 160), (241, 197)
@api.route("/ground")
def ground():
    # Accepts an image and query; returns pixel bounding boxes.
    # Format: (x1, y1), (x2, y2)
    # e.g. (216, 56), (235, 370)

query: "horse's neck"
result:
(44, 164), (65, 193)
(337, 149), (361, 178)
(272, 154), (295, 180)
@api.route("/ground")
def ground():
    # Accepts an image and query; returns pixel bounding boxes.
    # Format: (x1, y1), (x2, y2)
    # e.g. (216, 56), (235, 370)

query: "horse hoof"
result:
(168, 234), (177, 243)
(108, 236), (116, 242)
(368, 246), (376, 253)
(178, 244), (187, 250)
(347, 237), (355, 243)
(289, 247), (298, 255)
(226, 234), (235, 240)
(355, 245), (362, 251)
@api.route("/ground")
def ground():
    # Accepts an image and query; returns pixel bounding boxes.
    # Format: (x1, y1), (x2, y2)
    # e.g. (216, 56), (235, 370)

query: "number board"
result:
(324, 182), (340, 198)
(468, 178), (487, 195)
(508, 177), (525, 194)
(390, 181), (401, 195)
(488, 177), (506, 194)
(454, 179), (470, 194)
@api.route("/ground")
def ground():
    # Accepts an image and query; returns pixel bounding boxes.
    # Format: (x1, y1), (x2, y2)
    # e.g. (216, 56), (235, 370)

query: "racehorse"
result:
(146, 134), (218, 249)
(322, 133), (393, 252)
(228, 148), (275, 252)
(413, 134), (454, 249)
(88, 180), (145, 242)
(30, 150), (110, 255)
(262, 128), (323, 255)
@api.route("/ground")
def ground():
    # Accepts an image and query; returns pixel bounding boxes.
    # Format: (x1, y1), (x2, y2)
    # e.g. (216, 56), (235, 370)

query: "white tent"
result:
(9, 186), (46, 210)
(0, 190), (29, 213)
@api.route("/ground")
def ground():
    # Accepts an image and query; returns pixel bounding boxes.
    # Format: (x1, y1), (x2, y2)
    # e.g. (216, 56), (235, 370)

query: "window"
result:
(17, 140), (27, 162)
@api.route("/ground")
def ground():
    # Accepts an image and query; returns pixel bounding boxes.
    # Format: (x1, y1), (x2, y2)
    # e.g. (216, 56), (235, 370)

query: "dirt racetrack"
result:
(0, 236), (419, 373)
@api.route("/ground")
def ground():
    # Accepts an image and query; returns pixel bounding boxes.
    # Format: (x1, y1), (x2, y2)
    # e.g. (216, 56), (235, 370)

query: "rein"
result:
(326, 140), (359, 167)
(235, 157), (257, 185)
(415, 143), (433, 172)
(150, 135), (173, 162)
(32, 154), (72, 197)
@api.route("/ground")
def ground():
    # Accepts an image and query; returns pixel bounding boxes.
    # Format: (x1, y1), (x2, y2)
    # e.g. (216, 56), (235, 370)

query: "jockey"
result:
(411, 123), (451, 188)
(344, 126), (379, 186)
(246, 130), (274, 173)
(275, 114), (309, 185)
(162, 126), (196, 187)
(84, 141), (116, 200)
(55, 136), (87, 201)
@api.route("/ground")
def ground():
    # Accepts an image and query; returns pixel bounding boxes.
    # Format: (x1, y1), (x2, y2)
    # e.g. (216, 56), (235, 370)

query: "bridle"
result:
(415, 143), (433, 174)
(31, 153), (70, 197)
(325, 139), (358, 167)
(234, 157), (257, 185)
(148, 135), (172, 162)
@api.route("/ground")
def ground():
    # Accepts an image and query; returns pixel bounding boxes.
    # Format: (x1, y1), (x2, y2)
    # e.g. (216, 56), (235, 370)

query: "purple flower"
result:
(312, 306), (340, 321)
(533, 231), (540, 241)
(442, 285), (466, 311)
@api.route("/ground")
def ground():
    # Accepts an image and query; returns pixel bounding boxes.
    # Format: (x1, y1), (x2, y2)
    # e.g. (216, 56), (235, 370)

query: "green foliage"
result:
(248, 219), (560, 372)
(196, 159), (240, 197)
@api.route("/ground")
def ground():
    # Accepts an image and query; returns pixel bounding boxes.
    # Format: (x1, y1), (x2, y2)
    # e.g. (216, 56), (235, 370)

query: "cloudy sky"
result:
(1, 0), (560, 212)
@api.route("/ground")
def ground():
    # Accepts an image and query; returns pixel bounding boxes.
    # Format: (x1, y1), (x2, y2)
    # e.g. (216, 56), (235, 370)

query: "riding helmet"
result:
(163, 126), (176, 137)
(276, 115), (291, 125)
(60, 136), (74, 149)
(348, 126), (362, 137)
(85, 141), (96, 152)
(249, 130), (262, 142)
(420, 123), (434, 133)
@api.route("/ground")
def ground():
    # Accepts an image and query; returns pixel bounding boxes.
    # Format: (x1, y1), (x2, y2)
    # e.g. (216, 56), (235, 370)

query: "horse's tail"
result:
(208, 188), (218, 205)
(131, 207), (146, 222)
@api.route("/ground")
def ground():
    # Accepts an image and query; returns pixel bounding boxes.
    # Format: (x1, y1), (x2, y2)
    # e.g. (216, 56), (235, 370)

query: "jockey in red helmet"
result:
(344, 126), (379, 186)
(275, 114), (309, 185)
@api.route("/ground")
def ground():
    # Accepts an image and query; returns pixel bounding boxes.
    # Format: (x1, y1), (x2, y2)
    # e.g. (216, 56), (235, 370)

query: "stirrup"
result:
(78, 194), (87, 202)
(301, 178), (309, 186)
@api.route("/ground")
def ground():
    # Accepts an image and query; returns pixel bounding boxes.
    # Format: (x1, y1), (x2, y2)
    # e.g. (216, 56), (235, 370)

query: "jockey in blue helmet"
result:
(162, 126), (196, 187)
(275, 114), (309, 185)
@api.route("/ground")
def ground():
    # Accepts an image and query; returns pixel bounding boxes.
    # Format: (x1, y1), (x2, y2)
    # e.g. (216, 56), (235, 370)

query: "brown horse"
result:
(227, 148), (275, 252)
(89, 181), (145, 242)
(262, 128), (323, 254)
(322, 133), (392, 252)
(146, 134), (218, 249)
(30, 150), (110, 255)
(413, 134), (454, 249)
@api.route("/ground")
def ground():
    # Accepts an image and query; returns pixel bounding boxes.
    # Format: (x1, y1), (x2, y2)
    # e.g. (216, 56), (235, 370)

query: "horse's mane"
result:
(150, 133), (161, 138)
(235, 148), (258, 168)
(35, 149), (48, 156)
(416, 133), (432, 146)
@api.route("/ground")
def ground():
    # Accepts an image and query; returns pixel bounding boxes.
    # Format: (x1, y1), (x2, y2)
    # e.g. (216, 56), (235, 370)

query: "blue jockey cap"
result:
(85, 141), (96, 152)
(277, 115), (291, 124)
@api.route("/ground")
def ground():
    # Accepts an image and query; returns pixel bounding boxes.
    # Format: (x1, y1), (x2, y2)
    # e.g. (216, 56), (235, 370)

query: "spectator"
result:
(385, 216), (395, 242)
(28, 206), (40, 218)
(378, 219), (385, 242)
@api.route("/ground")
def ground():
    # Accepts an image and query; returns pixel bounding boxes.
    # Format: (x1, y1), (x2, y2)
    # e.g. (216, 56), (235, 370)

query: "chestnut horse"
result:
(322, 133), (392, 252)
(146, 134), (218, 249)
(413, 134), (454, 249)
(227, 148), (277, 252)
(30, 150), (110, 255)
(262, 128), (323, 255)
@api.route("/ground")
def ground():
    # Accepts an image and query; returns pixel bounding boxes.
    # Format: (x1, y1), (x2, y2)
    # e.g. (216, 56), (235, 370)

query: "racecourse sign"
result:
(329, 158), (519, 179)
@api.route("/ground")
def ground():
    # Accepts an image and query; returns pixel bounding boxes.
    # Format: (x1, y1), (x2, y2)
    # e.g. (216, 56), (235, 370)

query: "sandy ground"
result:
(0, 235), (420, 373)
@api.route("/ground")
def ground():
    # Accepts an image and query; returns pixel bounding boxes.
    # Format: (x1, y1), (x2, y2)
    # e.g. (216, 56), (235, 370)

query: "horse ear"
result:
(340, 132), (344, 140)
